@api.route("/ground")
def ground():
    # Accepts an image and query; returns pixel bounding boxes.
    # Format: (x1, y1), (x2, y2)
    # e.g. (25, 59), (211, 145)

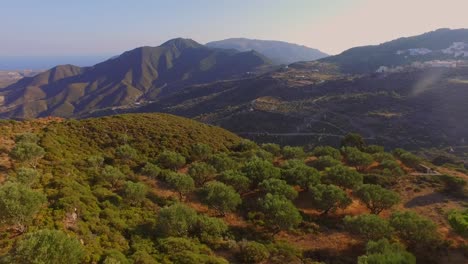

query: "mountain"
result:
(206, 38), (328, 64)
(0, 38), (272, 119)
(131, 63), (468, 153)
(322, 28), (468, 74)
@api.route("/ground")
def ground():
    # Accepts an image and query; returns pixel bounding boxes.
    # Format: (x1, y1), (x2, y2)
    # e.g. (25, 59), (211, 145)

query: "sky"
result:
(1, 0), (468, 57)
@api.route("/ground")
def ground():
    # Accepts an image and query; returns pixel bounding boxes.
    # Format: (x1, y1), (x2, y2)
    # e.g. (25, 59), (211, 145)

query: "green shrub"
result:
(208, 153), (239, 172)
(157, 150), (186, 170)
(259, 194), (302, 233)
(311, 155), (341, 171)
(358, 239), (415, 264)
(218, 170), (251, 194)
(447, 209), (468, 237)
(390, 211), (441, 247)
(282, 163), (320, 190)
(440, 174), (467, 197)
(323, 165), (363, 190)
(242, 158), (281, 186)
(309, 184), (352, 214)
(312, 146), (342, 160)
(188, 162), (217, 187)
(355, 184), (400, 214)
(261, 143), (282, 156)
(282, 146), (306, 159)
(141, 162), (161, 179)
(157, 204), (198, 237)
(165, 172), (195, 200)
(259, 178), (298, 200)
(199, 181), (241, 215)
(190, 143), (213, 162)
(237, 241), (270, 264)
(344, 214), (393, 240)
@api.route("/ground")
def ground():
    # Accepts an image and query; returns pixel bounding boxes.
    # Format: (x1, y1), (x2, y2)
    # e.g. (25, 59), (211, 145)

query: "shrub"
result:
(259, 178), (298, 200)
(357, 239), (415, 264)
(190, 143), (212, 162)
(165, 172), (195, 200)
(447, 209), (468, 238)
(282, 146), (306, 159)
(141, 162), (161, 179)
(341, 133), (366, 150)
(101, 165), (126, 189)
(344, 214), (393, 240)
(208, 153), (238, 172)
(11, 229), (85, 264)
(282, 163), (320, 190)
(344, 147), (374, 171)
(157, 150), (186, 170)
(242, 158), (281, 186)
(323, 165), (363, 190)
(115, 144), (139, 161)
(14, 167), (39, 186)
(398, 152), (421, 169)
(188, 162), (217, 187)
(157, 204), (198, 237)
(123, 181), (148, 205)
(267, 241), (302, 264)
(390, 211), (440, 247)
(261, 143), (282, 156)
(194, 215), (228, 244)
(0, 182), (46, 233)
(312, 146), (342, 160)
(199, 181), (241, 215)
(259, 194), (302, 233)
(311, 155), (341, 171)
(237, 241), (270, 263)
(10, 142), (45, 168)
(309, 184), (351, 214)
(218, 170), (251, 194)
(355, 184), (400, 214)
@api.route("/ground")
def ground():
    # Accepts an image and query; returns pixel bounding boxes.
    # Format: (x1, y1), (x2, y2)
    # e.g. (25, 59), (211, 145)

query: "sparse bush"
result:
(309, 184), (352, 214)
(190, 143), (212, 162)
(390, 211), (441, 248)
(355, 184), (400, 214)
(357, 239), (415, 264)
(237, 241), (270, 264)
(344, 214), (393, 240)
(447, 209), (468, 237)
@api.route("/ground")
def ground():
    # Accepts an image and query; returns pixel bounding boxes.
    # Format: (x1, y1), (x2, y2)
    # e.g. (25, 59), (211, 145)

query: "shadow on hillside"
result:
(404, 192), (449, 208)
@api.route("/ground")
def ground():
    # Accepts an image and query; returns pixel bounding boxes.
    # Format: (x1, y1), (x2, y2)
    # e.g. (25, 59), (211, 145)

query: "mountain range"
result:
(1, 29), (468, 154)
(206, 38), (328, 64)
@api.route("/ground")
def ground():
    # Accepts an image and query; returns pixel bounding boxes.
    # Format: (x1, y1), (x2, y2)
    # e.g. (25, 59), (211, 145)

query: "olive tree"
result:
(356, 184), (400, 214)
(200, 181), (242, 215)
(309, 184), (352, 214)
(259, 194), (302, 234)
(323, 165), (363, 190)
(0, 182), (46, 233)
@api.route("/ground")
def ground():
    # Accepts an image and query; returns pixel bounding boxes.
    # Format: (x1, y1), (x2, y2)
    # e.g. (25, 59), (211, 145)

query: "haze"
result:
(1, 0), (468, 56)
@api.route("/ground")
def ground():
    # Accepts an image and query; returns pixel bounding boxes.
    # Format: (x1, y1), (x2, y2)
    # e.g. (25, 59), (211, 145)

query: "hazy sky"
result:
(1, 0), (468, 56)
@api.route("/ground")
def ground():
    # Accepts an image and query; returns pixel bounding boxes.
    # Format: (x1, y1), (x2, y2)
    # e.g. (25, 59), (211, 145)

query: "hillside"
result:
(207, 38), (328, 65)
(322, 28), (468, 74)
(132, 65), (468, 155)
(0, 38), (272, 119)
(0, 114), (466, 263)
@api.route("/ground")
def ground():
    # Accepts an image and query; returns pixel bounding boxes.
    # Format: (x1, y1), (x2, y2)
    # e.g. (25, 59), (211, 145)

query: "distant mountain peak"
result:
(161, 38), (203, 50)
(206, 38), (328, 64)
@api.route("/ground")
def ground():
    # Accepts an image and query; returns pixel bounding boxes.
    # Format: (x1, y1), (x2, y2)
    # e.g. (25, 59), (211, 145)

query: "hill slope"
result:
(0, 38), (272, 119)
(322, 28), (468, 73)
(207, 38), (328, 64)
(133, 65), (468, 152)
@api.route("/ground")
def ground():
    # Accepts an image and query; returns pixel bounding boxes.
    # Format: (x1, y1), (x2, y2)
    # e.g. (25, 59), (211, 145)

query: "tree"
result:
(0, 182), (46, 233)
(86, 155), (104, 171)
(356, 184), (400, 214)
(194, 215), (228, 244)
(364, 145), (385, 154)
(357, 239), (416, 264)
(323, 165), (363, 190)
(200, 181), (241, 215)
(218, 170), (251, 194)
(259, 194), (302, 234)
(141, 162), (161, 179)
(14, 167), (39, 186)
(390, 211), (440, 247)
(312, 155), (342, 171)
(232, 139), (257, 152)
(312, 146), (342, 160)
(101, 165), (125, 189)
(11, 229), (85, 264)
(261, 143), (281, 156)
(341, 133), (366, 150)
(123, 181), (148, 205)
(157, 150), (186, 170)
(208, 153), (238, 172)
(344, 147), (374, 172)
(10, 142), (45, 169)
(166, 172), (195, 200)
(259, 178), (298, 200)
(115, 144), (139, 162)
(309, 184), (352, 214)
(344, 214), (393, 240)
(188, 162), (217, 187)
(282, 146), (306, 159)
(237, 241), (270, 264)
(190, 143), (212, 162)
(282, 163), (321, 190)
(399, 152), (421, 169)
(242, 158), (281, 186)
(157, 204), (198, 237)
